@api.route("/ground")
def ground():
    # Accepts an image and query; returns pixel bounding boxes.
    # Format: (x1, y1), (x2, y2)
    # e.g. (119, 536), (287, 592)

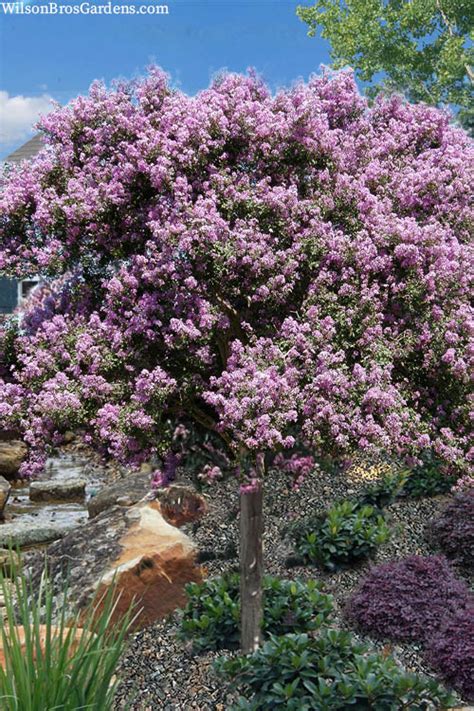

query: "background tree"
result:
(0, 69), (472, 652)
(297, 0), (474, 133)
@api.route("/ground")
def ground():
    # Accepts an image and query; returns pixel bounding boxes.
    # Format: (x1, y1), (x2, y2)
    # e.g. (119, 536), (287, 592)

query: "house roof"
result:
(3, 134), (44, 164)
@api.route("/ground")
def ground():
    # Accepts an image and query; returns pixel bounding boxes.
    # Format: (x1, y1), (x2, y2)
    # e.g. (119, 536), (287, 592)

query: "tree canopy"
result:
(0, 69), (472, 484)
(297, 0), (474, 133)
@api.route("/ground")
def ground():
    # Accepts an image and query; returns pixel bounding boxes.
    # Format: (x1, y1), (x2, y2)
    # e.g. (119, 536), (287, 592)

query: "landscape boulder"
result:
(28, 499), (203, 630)
(157, 483), (207, 527)
(0, 476), (11, 520)
(29, 478), (86, 503)
(0, 441), (27, 480)
(0, 521), (78, 548)
(87, 472), (150, 518)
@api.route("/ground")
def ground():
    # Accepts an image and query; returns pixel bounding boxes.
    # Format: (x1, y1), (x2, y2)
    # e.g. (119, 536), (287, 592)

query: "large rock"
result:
(0, 521), (76, 548)
(88, 472), (151, 518)
(30, 478), (86, 503)
(28, 499), (203, 630)
(0, 476), (11, 520)
(0, 441), (27, 479)
(0, 626), (89, 670)
(157, 483), (207, 527)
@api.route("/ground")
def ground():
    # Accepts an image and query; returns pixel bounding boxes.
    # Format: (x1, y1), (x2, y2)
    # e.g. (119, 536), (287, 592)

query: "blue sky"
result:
(0, 0), (332, 157)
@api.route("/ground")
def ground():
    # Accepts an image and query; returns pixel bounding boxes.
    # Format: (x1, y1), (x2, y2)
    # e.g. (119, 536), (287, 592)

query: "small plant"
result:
(425, 604), (474, 701)
(289, 500), (389, 571)
(0, 553), (133, 711)
(178, 574), (333, 651)
(346, 555), (473, 643)
(426, 489), (474, 569)
(357, 468), (409, 509)
(402, 456), (457, 499)
(217, 630), (456, 710)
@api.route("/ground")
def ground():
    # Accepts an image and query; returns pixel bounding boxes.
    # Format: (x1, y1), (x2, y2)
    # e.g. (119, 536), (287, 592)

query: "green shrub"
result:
(357, 468), (409, 509)
(289, 500), (389, 570)
(0, 554), (133, 711)
(178, 574), (333, 652)
(402, 456), (457, 499)
(217, 630), (456, 710)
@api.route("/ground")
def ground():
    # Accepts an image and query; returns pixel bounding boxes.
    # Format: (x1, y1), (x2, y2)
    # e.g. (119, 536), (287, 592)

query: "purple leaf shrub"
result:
(427, 489), (474, 568)
(0, 68), (472, 480)
(425, 603), (474, 701)
(346, 555), (473, 643)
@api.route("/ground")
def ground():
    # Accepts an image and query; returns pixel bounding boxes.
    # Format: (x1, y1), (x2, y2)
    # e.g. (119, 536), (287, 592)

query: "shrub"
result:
(357, 468), (408, 509)
(425, 604), (474, 701)
(0, 555), (133, 711)
(346, 555), (473, 643)
(178, 575), (333, 651)
(217, 630), (456, 710)
(289, 500), (390, 570)
(402, 456), (457, 499)
(427, 489), (474, 569)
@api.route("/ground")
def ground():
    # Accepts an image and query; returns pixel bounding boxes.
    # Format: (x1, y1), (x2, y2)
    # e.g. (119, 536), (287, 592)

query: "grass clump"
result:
(0, 552), (133, 711)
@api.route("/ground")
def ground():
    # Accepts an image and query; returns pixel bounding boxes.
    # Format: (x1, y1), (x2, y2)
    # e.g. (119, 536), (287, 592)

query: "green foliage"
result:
(178, 575), (334, 652)
(289, 500), (390, 570)
(357, 468), (409, 509)
(357, 456), (457, 505)
(217, 630), (456, 710)
(297, 0), (474, 133)
(0, 553), (133, 711)
(402, 456), (457, 498)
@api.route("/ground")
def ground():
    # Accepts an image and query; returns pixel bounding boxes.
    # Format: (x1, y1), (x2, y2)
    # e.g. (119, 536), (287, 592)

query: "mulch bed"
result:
(115, 465), (470, 710)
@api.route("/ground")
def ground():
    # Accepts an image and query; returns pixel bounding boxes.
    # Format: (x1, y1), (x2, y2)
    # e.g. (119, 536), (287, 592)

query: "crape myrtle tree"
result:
(0, 69), (473, 652)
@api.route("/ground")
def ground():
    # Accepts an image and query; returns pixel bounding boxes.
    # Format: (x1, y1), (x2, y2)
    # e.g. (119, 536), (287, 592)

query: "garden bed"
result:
(115, 465), (470, 709)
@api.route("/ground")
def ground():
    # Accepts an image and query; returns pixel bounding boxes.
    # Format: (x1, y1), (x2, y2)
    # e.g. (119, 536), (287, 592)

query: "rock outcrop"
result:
(0, 441), (27, 480)
(0, 476), (11, 520)
(87, 472), (151, 518)
(87, 475), (207, 527)
(28, 499), (203, 630)
(29, 478), (86, 503)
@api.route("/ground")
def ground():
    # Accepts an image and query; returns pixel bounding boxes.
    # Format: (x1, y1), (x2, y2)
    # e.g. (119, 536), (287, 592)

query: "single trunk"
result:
(239, 479), (264, 654)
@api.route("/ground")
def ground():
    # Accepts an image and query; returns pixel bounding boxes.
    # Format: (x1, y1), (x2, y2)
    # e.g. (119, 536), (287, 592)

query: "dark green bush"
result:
(357, 468), (408, 509)
(402, 456), (457, 498)
(289, 500), (389, 570)
(178, 575), (333, 651)
(217, 630), (456, 710)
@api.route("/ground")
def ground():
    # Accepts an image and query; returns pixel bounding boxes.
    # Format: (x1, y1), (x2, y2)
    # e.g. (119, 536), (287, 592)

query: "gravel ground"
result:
(115, 465), (471, 710)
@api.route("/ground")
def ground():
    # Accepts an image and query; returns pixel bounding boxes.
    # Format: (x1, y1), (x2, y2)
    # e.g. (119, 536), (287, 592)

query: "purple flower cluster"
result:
(0, 68), (472, 477)
(273, 452), (315, 489)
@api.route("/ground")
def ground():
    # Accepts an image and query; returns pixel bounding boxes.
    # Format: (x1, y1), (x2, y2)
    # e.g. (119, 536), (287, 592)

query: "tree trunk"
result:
(240, 478), (264, 654)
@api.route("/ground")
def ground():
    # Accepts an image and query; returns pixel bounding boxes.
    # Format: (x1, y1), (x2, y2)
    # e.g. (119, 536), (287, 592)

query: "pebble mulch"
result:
(115, 465), (470, 710)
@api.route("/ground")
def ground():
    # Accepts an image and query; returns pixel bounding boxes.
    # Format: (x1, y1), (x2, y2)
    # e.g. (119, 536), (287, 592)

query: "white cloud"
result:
(0, 91), (54, 144)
